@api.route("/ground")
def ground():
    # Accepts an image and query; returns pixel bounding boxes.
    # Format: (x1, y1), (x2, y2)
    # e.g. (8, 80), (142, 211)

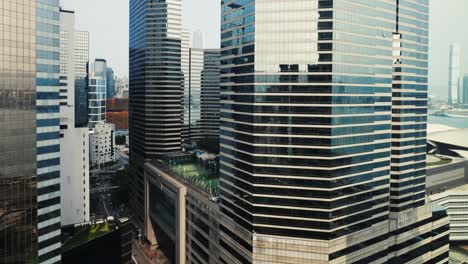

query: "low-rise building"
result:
(90, 123), (115, 168)
(61, 218), (132, 264)
(427, 159), (468, 242)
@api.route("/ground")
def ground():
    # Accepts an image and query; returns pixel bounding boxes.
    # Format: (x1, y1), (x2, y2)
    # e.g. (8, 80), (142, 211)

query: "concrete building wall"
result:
(59, 9), (91, 226)
(60, 128), (90, 225)
(90, 123), (115, 167)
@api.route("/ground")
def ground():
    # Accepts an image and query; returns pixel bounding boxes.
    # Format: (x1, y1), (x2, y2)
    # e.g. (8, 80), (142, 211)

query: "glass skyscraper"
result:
(129, 0), (183, 229)
(463, 75), (468, 105)
(200, 49), (221, 143)
(88, 75), (107, 127)
(219, 0), (448, 263)
(1, 0), (62, 262)
(36, 0), (62, 263)
(181, 31), (219, 147)
(106, 67), (116, 99)
(0, 0), (38, 262)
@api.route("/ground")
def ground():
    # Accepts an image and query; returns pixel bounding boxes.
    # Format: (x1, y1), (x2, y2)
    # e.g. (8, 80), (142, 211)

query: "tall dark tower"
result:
(129, 0), (183, 231)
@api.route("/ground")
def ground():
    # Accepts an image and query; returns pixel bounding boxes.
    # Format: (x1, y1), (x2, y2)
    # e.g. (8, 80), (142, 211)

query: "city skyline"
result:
(61, 0), (467, 99)
(1, 0), (465, 263)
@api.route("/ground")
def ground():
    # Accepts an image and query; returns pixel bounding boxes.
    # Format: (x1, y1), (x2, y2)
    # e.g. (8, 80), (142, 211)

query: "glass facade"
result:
(106, 67), (116, 99)
(88, 75), (107, 127)
(200, 50), (221, 142)
(390, 0), (429, 212)
(220, 0), (393, 241)
(181, 31), (220, 147)
(129, 0), (183, 229)
(182, 47), (204, 144)
(0, 0), (38, 262)
(219, 0), (447, 263)
(36, 0), (62, 263)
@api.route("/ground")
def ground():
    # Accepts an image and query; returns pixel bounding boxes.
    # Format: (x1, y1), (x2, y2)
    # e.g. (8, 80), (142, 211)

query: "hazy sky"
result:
(61, 0), (467, 99)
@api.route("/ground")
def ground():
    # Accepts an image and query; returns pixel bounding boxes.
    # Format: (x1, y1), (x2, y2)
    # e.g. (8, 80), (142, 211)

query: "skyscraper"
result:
(463, 75), (468, 105)
(200, 49), (221, 145)
(0, 0), (39, 262)
(59, 8), (90, 226)
(129, 0), (183, 229)
(219, 0), (448, 263)
(1, 0), (62, 262)
(181, 39), (204, 144)
(74, 30), (90, 128)
(448, 43), (461, 105)
(88, 72), (107, 128)
(107, 67), (116, 99)
(35, 0), (62, 262)
(181, 31), (220, 147)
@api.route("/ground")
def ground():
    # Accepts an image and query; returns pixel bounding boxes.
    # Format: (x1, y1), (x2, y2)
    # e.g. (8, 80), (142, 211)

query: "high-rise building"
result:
(88, 74), (107, 128)
(36, 0), (62, 262)
(463, 75), (468, 105)
(74, 30), (89, 128)
(1, 1), (62, 262)
(200, 49), (221, 144)
(181, 31), (204, 145)
(129, 0), (183, 229)
(59, 8), (90, 226)
(449, 43), (461, 105)
(0, 0), (39, 262)
(181, 31), (220, 147)
(181, 29), (191, 143)
(106, 67), (116, 99)
(217, 1), (448, 263)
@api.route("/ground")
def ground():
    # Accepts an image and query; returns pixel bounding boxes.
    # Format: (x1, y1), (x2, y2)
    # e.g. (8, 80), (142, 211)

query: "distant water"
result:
(428, 115), (468, 129)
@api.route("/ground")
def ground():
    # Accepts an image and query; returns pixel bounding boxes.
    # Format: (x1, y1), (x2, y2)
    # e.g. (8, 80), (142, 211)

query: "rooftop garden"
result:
(159, 154), (220, 197)
(62, 222), (110, 252)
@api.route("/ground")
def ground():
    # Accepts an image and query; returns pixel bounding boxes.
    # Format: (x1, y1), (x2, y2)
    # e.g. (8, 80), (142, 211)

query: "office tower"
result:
(107, 67), (116, 99)
(448, 43), (461, 105)
(1, 1), (62, 262)
(219, 1), (448, 263)
(181, 31), (204, 145)
(181, 31), (220, 147)
(200, 49), (221, 143)
(0, 0), (38, 262)
(59, 9), (90, 226)
(88, 73), (107, 128)
(463, 75), (468, 105)
(129, 0), (183, 229)
(74, 31), (90, 127)
(36, 0), (62, 262)
(182, 29), (191, 142)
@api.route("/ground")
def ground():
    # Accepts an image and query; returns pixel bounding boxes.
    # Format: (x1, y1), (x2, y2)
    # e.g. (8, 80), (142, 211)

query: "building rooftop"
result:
(154, 158), (219, 197)
(62, 222), (111, 252)
(428, 128), (468, 149)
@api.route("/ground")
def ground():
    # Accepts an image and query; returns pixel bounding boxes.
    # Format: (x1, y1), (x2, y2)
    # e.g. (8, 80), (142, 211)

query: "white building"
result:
(59, 9), (90, 226)
(430, 186), (468, 241)
(90, 123), (115, 167)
